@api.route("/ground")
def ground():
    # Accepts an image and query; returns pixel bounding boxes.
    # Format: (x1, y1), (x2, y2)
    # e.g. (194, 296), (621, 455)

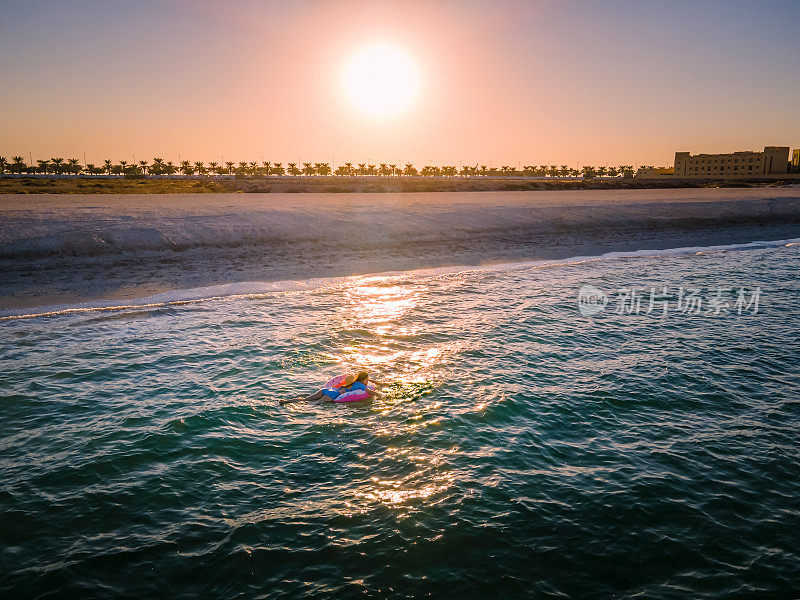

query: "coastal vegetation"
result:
(0, 156), (766, 194)
(0, 155), (636, 180)
(0, 174), (715, 195)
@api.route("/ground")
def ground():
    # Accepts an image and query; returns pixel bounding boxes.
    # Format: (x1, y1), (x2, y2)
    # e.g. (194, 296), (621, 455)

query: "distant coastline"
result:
(1, 175), (797, 194)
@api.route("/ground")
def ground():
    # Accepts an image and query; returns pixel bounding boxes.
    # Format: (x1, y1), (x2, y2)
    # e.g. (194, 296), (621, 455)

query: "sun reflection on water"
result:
(332, 275), (470, 508)
(349, 447), (461, 509)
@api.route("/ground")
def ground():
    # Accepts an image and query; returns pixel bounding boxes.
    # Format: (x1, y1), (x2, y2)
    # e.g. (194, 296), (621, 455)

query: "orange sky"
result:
(1, 0), (798, 167)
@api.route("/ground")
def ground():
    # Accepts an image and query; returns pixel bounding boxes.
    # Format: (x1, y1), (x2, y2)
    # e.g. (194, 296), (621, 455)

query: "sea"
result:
(2, 238), (799, 599)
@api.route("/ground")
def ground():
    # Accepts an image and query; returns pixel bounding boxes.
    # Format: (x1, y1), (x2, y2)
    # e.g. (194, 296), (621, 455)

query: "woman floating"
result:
(280, 370), (382, 405)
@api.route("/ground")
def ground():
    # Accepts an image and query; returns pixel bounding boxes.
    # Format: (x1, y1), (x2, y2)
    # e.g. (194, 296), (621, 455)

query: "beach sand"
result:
(2, 187), (800, 310)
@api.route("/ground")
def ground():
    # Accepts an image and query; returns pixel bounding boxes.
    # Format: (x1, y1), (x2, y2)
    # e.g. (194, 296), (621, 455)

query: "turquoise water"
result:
(2, 241), (799, 599)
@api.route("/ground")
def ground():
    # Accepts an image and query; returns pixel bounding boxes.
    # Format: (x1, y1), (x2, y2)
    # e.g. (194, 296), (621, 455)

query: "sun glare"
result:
(341, 43), (421, 120)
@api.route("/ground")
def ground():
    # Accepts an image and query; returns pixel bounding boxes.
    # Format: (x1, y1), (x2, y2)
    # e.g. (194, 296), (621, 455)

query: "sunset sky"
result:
(1, 0), (798, 167)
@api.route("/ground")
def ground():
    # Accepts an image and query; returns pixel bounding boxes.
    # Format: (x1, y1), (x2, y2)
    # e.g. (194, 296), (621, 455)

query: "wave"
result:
(3, 237), (798, 322)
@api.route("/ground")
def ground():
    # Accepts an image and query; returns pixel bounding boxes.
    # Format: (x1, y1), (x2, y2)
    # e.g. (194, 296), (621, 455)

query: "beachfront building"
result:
(674, 146), (790, 178)
(792, 149), (800, 173)
(635, 166), (673, 178)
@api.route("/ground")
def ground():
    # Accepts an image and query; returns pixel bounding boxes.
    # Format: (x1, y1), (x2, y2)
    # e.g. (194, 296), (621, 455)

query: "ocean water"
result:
(2, 239), (799, 599)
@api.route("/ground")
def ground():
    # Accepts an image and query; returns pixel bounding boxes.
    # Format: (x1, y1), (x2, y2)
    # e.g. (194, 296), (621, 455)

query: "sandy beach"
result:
(2, 187), (800, 310)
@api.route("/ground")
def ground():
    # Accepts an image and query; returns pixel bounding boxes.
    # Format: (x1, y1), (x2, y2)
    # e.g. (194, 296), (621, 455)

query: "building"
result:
(674, 146), (790, 178)
(635, 166), (673, 178)
(792, 149), (800, 173)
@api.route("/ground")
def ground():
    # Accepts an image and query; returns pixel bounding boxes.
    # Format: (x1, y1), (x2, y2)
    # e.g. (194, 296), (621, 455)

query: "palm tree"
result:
(151, 158), (166, 176)
(119, 160), (128, 177)
(180, 161), (193, 176)
(607, 166), (619, 177)
(224, 161), (235, 175)
(165, 161), (177, 176)
(138, 160), (149, 176)
(194, 161), (206, 176)
(0, 156), (7, 176)
(103, 159), (113, 176)
(67, 158), (81, 176)
(11, 156), (26, 175)
(581, 165), (597, 179)
(597, 166), (608, 178)
(50, 157), (64, 177)
(302, 162), (314, 176)
(367, 164), (377, 176)
(272, 162), (285, 176)
(389, 164), (399, 177)
(403, 163), (418, 176)
(288, 162), (301, 176)
(378, 163), (390, 177)
(318, 163), (332, 176)
(262, 161), (272, 176)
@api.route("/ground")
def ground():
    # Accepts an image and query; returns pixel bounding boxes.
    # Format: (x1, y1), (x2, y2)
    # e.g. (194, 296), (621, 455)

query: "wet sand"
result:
(2, 188), (800, 310)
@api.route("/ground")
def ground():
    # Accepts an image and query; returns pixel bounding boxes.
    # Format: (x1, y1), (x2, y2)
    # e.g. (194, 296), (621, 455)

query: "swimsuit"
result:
(322, 381), (367, 400)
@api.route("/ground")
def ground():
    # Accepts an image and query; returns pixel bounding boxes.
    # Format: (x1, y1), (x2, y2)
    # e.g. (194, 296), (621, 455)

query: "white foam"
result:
(2, 237), (798, 322)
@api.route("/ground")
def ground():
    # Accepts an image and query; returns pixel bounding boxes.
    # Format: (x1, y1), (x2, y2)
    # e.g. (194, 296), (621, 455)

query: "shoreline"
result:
(2, 187), (800, 310)
(3, 234), (798, 321)
(1, 175), (798, 195)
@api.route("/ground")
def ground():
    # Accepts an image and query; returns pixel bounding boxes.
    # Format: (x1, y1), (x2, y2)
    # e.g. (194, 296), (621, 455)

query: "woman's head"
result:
(355, 370), (369, 383)
(341, 374), (356, 387)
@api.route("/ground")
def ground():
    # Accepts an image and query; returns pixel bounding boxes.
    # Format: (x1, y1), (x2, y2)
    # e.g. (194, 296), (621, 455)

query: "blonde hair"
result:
(355, 370), (369, 383)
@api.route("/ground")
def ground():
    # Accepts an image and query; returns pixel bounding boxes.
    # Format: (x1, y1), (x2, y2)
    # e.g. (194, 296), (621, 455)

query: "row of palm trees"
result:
(0, 155), (636, 179)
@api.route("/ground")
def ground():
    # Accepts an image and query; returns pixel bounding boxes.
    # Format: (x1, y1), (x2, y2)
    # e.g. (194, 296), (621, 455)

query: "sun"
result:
(341, 43), (421, 120)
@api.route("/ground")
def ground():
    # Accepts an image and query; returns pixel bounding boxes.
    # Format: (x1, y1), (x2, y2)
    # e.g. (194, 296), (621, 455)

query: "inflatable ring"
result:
(334, 383), (376, 403)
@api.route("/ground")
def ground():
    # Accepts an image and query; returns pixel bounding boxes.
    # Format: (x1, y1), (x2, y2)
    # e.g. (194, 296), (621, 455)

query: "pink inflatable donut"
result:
(335, 383), (376, 403)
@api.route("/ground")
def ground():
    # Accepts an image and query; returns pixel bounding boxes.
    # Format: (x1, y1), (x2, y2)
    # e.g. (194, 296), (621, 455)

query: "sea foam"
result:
(3, 237), (797, 322)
